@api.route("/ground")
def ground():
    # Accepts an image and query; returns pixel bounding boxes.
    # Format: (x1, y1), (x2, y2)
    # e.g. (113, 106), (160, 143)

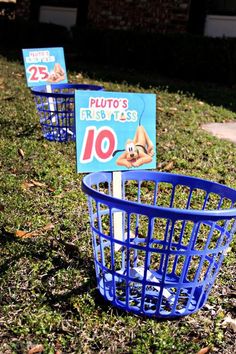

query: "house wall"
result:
(87, 0), (191, 33)
(15, 0), (191, 33)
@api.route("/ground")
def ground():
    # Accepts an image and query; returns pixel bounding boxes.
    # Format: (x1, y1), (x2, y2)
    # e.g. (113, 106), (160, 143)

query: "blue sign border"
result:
(22, 47), (68, 87)
(75, 90), (156, 173)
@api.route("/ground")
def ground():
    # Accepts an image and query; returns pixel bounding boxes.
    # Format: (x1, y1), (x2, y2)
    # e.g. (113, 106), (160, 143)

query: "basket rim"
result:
(31, 83), (104, 97)
(82, 170), (236, 221)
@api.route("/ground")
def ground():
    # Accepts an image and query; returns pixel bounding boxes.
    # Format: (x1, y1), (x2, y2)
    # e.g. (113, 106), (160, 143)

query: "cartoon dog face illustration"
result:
(113, 126), (154, 168)
(47, 63), (65, 83)
(125, 140), (138, 160)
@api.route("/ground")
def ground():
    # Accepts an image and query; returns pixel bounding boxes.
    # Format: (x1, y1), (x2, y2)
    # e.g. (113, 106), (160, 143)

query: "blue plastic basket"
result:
(31, 83), (104, 142)
(82, 170), (236, 318)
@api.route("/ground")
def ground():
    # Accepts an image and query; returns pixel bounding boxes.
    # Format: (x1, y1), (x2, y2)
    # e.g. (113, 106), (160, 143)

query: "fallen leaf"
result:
(222, 315), (236, 332)
(42, 223), (54, 231)
(198, 101), (204, 105)
(157, 107), (164, 112)
(30, 180), (46, 188)
(164, 161), (174, 171)
(10, 167), (17, 174)
(203, 303), (214, 311)
(28, 344), (44, 354)
(163, 142), (173, 149)
(76, 73), (83, 80)
(169, 107), (178, 112)
(18, 148), (25, 159)
(21, 181), (35, 190)
(15, 223), (54, 239)
(21, 180), (47, 190)
(157, 162), (165, 169)
(15, 230), (30, 238)
(184, 104), (190, 110)
(54, 340), (62, 354)
(197, 347), (210, 354)
(15, 229), (39, 238)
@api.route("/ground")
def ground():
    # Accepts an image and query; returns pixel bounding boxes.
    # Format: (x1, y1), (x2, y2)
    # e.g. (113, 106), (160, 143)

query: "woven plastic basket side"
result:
(83, 171), (236, 318)
(31, 84), (104, 142)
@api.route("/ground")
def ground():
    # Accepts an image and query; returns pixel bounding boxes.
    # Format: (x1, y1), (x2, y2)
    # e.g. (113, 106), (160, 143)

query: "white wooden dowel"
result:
(46, 84), (73, 136)
(46, 84), (56, 123)
(113, 171), (123, 251)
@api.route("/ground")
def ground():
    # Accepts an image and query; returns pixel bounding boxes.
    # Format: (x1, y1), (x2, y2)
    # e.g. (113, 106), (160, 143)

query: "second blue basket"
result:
(31, 83), (104, 142)
(82, 171), (236, 318)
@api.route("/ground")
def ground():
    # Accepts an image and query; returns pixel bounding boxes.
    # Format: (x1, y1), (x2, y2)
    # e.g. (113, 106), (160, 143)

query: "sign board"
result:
(22, 47), (68, 87)
(75, 91), (156, 173)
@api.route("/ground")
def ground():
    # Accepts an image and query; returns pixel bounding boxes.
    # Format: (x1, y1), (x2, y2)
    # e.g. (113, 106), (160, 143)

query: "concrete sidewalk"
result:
(202, 122), (236, 144)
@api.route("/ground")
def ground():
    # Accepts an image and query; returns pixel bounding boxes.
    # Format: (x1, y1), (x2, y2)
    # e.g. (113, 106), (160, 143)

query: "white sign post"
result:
(46, 84), (56, 123)
(113, 171), (123, 251)
(75, 91), (156, 252)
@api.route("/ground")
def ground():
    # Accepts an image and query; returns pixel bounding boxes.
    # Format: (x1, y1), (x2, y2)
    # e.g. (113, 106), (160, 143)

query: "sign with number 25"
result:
(22, 47), (68, 87)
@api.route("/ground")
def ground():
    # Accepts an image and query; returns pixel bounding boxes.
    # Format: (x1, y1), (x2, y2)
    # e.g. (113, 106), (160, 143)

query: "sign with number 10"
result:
(22, 47), (68, 87)
(75, 91), (156, 173)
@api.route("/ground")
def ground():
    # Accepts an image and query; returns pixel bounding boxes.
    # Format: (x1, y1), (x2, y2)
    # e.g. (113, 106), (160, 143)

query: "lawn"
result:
(0, 54), (236, 354)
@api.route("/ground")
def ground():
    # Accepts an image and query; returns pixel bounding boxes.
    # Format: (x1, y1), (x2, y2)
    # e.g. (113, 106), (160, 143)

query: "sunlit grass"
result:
(0, 54), (235, 353)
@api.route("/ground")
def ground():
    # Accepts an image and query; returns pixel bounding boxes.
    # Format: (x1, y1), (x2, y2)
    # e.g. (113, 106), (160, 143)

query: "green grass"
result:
(0, 54), (236, 354)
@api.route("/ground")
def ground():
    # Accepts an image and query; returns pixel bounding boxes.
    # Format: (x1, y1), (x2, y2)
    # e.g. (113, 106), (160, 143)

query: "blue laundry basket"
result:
(82, 171), (236, 318)
(31, 83), (104, 142)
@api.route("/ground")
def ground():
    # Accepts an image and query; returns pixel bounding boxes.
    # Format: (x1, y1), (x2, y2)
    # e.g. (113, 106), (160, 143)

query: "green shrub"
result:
(0, 18), (71, 49)
(72, 27), (236, 84)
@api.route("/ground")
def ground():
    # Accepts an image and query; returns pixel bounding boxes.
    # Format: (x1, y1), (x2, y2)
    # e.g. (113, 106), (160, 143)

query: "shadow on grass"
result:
(0, 120), (39, 140)
(0, 229), (206, 321)
(0, 227), (99, 312)
(69, 59), (236, 113)
(1, 47), (236, 114)
(0, 227), (156, 318)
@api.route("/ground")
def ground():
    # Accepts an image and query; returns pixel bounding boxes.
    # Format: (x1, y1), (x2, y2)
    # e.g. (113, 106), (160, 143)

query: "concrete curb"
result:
(202, 122), (236, 144)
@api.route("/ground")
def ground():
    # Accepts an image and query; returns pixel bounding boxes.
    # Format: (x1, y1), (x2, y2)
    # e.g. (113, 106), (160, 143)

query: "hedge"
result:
(1, 19), (236, 85)
(72, 27), (236, 85)
(0, 18), (70, 49)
